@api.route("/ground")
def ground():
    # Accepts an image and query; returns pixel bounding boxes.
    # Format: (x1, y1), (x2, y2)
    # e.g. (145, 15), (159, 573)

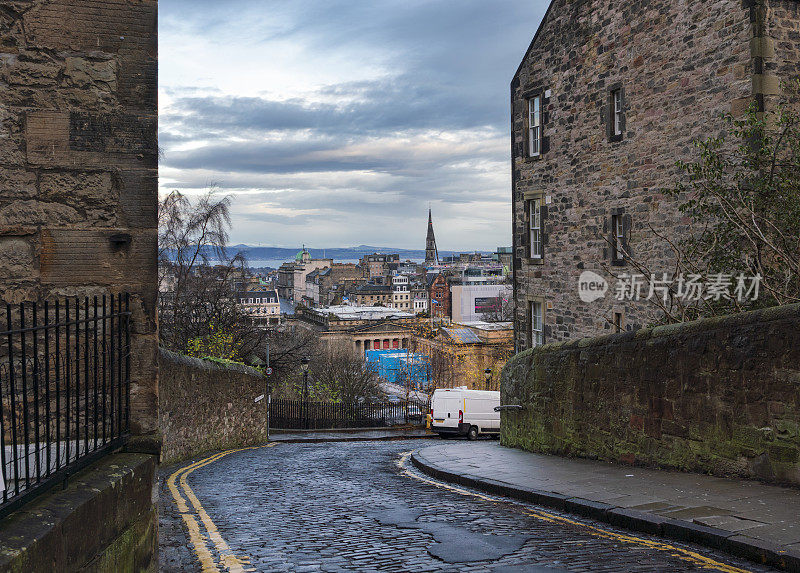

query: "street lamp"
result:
(484, 367), (492, 390)
(301, 356), (310, 429)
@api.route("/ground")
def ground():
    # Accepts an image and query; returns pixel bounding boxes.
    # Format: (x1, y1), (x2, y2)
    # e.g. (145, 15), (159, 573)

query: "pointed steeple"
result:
(425, 209), (439, 265)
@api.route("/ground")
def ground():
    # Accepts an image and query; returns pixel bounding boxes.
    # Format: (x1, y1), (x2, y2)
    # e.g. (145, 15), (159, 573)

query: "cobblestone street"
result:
(159, 440), (778, 572)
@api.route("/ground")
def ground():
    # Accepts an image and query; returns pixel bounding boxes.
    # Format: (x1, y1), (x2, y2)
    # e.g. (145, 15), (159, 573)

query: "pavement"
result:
(268, 427), (433, 442)
(160, 439), (777, 572)
(412, 441), (800, 571)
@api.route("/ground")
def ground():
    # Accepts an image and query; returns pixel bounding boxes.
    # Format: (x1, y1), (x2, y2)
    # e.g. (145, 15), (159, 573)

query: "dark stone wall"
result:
(159, 349), (268, 464)
(0, 453), (157, 572)
(500, 304), (800, 486)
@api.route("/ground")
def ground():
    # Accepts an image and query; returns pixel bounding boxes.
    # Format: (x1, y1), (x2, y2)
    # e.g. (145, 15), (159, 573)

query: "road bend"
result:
(159, 439), (778, 572)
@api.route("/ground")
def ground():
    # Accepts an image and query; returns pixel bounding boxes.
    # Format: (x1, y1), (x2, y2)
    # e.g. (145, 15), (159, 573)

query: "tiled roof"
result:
(441, 328), (482, 344)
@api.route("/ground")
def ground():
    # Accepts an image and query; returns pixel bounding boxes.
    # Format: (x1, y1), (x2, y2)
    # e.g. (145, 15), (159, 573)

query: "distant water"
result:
(246, 258), (360, 269)
(246, 257), (424, 269)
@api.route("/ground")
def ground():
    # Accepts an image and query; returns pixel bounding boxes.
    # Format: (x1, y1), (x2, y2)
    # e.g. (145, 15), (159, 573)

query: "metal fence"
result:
(0, 294), (131, 519)
(270, 397), (430, 430)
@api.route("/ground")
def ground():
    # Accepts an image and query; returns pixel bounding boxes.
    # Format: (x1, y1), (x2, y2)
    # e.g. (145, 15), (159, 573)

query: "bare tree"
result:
(158, 188), (262, 359)
(600, 82), (800, 324)
(310, 344), (382, 402)
(479, 293), (514, 322)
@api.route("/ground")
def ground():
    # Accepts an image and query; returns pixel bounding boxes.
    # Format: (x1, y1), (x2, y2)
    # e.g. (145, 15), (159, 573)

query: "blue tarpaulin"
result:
(365, 349), (430, 389)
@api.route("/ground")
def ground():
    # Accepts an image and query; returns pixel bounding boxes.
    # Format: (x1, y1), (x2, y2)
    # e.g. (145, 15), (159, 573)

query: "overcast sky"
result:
(158, 1), (548, 251)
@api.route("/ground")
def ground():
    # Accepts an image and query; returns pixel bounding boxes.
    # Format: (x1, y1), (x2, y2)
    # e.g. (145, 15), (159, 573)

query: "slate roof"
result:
(441, 328), (482, 344)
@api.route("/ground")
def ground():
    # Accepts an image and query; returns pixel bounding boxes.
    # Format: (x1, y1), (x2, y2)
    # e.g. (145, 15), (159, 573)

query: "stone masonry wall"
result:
(510, 0), (794, 349)
(0, 453), (157, 572)
(500, 303), (800, 486)
(159, 349), (268, 465)
(0, 0), (159, 438)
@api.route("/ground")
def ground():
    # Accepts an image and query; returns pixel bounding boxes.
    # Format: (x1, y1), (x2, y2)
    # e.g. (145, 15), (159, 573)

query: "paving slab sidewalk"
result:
(412, 441), (800, 571)
(269, 428), (434, 443)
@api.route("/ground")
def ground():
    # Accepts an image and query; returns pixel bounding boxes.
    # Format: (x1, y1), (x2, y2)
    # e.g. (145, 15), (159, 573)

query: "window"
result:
(613, 312), (623, 333)
(528, 96), (542, 156)
(530, 301), (543, 347)
(612, 89), (622, 136)
(611, 214), (626, 262)
(528, 198), (542, 259)
(608, 87), (624, 142)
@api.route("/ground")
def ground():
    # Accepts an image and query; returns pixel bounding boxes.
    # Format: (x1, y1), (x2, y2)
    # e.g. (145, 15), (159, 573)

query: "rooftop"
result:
(314, 305), (415, 321)
(456, 320), (514, 331)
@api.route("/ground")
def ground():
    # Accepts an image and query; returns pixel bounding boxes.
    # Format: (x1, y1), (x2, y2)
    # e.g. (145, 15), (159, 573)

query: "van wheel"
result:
(467, 426), (479, 441)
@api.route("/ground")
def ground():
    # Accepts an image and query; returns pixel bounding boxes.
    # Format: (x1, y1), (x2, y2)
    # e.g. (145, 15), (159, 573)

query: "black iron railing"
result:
(270, 397), (430, 430)
(0, 294), (131, 519)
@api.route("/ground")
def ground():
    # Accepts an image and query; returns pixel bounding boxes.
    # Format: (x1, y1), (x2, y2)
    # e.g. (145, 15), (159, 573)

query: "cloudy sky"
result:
(158, 1), (548, 251)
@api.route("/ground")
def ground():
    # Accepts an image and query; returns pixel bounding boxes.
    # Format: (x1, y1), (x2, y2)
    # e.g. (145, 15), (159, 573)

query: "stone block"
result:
(64, 57), (117, 91)
(0, 235), (35, 279)
(0, 168), (36, 199)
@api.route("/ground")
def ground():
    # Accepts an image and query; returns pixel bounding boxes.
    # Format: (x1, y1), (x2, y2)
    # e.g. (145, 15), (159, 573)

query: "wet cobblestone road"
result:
(159, 440), (778, 572)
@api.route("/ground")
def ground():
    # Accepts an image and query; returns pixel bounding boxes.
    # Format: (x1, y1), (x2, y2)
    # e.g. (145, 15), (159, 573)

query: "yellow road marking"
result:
(168, 443), (278, 572)
(397, 452), (753, 573)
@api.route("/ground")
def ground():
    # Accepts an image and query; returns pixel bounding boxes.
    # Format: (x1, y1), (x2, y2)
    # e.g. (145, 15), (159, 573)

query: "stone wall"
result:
(0, 453), (157, 572)
(500, 304), (800, 486)
(510, 0), (799, 349)
(159, 349), (268, 464)
(0, 0), (159, 438)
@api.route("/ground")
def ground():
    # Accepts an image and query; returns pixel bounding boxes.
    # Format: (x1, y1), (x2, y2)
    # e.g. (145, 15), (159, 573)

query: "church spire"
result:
(425, 208), (438, 265)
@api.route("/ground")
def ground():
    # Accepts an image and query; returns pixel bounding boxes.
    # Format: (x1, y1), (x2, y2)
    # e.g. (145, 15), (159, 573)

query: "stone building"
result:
(359, 253), (399, 280)
(0, 0), (158, 437)
(410, 322), (513, 390)
(511, 0), (800, 350)
(237, 286), (281, 327)
(428, 273), (451, 319)
(293, 305), (415, 356)
(412, 282), (429, 314)
(0, 0), (158, 567)
(318, 263), (363, 306)
(391, 274), (412, 311)
(276, 249), (332, 303)
(352, 283), (392, 306)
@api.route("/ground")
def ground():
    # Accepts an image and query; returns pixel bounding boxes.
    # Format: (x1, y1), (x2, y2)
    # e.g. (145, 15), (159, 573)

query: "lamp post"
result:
(484, 367), (492, 390)
(301, 356), (310, 429)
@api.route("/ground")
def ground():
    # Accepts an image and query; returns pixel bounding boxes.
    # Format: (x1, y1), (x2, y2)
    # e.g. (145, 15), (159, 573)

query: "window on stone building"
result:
(530, 301), (543, 347)
(528, 96), (542, 156)
(611, 213), (629, 263)
(608, 86), (624, 142)
(613, 312), (623, 333)
(528, 198), (542, 259)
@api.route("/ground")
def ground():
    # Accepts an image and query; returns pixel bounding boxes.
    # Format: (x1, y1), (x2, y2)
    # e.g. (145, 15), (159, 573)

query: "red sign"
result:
(265, 367), (273, 375)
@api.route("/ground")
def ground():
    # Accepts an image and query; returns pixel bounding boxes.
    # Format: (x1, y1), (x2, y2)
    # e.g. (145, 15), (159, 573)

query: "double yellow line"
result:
(396, 452), (753, 573)
(167, 444), (278, 572)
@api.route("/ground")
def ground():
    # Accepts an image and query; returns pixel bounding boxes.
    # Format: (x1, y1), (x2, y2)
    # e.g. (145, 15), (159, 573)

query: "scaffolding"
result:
(365, 349), (430, 390)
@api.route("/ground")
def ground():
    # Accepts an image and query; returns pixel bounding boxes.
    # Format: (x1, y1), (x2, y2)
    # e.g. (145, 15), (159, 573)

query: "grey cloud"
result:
(158, 0), (545, 249)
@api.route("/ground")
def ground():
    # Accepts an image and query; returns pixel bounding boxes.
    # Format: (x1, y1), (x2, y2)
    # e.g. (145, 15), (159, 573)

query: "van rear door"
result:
(432, 391), (460, 429)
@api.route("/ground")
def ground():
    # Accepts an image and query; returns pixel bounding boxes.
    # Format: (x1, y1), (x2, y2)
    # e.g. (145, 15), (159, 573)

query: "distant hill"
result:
(225, 244), (491, 263)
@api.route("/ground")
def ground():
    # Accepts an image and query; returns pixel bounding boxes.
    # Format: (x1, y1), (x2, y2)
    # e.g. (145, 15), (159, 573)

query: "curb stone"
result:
(270, 432), (435, 444)
(410, 450), (800, 572)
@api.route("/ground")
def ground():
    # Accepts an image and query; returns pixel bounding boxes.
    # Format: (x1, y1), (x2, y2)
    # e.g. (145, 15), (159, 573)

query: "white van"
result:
(430, 387), (500, 440)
